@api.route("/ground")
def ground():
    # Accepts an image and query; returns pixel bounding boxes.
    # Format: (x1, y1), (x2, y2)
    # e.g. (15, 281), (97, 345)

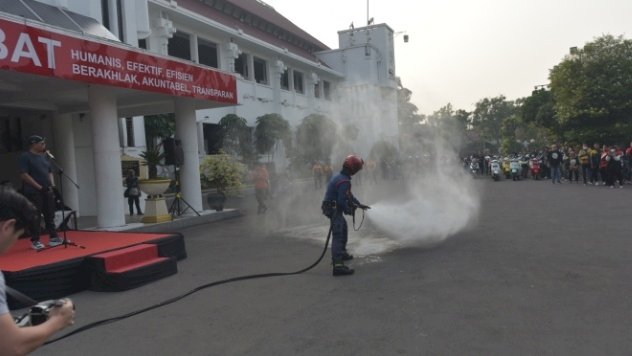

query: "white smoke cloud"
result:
(366, 138), (480, 247)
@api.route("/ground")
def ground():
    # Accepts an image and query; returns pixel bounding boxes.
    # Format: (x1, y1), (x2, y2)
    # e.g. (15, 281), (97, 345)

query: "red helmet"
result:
(343, 155), (364, 175)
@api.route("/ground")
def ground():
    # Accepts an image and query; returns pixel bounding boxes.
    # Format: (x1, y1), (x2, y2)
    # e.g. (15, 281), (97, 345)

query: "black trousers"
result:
(255, 188), (268, 213)
(25, 190), (57, 242)
(127, 196), (142, 214)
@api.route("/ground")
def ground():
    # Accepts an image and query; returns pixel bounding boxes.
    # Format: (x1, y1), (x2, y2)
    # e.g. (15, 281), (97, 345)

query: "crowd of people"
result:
(467, 142), (632, 188)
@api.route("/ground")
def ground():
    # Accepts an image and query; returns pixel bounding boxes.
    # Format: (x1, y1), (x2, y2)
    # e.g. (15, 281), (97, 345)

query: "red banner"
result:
(0, 17), (237, 104)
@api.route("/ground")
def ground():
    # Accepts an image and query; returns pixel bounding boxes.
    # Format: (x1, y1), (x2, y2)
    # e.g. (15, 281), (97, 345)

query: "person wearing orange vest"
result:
(252, 164), (269, 214)
(366, 159), (378, 183)
(312, 161), (323, 189)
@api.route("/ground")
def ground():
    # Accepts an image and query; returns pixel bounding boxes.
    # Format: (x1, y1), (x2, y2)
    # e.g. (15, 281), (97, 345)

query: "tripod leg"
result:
(177, 196), (201, 216)
(168, 196), (178, 218)
(177, 198), (184, 215)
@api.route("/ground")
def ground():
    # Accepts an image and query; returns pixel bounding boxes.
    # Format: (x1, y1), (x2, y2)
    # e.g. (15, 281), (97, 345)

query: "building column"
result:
(118, 117), (127, 147)
(89, 85), (125, 227)
(246, 52), (254, 81)
(175, 98), (203, 212)
(190, 34), (199, 63)
(52, 113), (79, 213)
(196, 121), (205, 156)
(273, 60), (285, 113)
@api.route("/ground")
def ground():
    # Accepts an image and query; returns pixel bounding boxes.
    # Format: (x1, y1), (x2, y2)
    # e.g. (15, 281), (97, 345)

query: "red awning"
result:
(0, 14), (237, 115)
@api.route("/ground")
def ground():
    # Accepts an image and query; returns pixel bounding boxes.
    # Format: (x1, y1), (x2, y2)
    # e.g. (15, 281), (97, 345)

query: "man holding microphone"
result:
(18, 135), (62, 250)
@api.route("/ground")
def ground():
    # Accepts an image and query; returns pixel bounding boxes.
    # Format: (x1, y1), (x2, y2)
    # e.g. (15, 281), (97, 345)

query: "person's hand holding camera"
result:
(47, 298), (75, 331)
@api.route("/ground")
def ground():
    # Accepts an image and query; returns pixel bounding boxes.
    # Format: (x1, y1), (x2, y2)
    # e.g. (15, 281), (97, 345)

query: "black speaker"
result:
(163, 138), (184, 166)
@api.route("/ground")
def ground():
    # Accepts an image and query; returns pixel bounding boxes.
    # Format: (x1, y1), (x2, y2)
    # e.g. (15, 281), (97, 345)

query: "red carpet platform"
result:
(0, 231), (186, 309)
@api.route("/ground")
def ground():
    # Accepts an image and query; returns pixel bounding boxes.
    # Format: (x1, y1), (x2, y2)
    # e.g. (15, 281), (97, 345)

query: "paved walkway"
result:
(34, 177), (632, 355)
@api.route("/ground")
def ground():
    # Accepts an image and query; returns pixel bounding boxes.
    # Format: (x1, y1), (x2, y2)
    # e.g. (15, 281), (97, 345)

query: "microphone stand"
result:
(39, 153), (85, 251)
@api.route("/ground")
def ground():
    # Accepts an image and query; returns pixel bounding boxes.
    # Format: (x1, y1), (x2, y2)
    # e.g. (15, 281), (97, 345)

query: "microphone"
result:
(45, 150), (55, 159)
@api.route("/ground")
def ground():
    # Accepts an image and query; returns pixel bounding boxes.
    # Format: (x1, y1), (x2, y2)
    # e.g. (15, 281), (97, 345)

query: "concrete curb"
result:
(85, 209), (242, 233)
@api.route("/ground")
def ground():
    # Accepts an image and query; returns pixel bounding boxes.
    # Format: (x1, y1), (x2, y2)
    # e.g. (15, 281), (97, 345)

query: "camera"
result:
(14, 299), (65, 327)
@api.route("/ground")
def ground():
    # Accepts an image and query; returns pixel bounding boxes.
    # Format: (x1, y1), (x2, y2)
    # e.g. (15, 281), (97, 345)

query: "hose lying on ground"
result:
(45, 222), (334, 345)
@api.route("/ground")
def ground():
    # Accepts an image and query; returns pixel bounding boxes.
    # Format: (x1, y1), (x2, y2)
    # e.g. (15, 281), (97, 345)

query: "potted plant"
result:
(139, 146), (164, 180)
(200, 153), (245, 211)
(138, 146), (171, 194)
(138, 146), (171, 223)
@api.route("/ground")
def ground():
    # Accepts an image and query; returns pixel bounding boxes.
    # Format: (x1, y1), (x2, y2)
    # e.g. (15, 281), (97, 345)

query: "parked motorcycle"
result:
(490, 159), (501, 181)
(520, 155), (529, 179)
(469, 157), (480, 176)
(510, 157), (521, 181)
(502, 158), (511, 179)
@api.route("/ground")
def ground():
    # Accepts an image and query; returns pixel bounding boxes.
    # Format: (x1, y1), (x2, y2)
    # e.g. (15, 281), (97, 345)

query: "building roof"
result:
(0, 0), (119, 41)
(178, 0), (331, 63)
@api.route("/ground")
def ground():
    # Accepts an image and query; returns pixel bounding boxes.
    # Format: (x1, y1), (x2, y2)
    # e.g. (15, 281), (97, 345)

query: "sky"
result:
(264, 0), (632, 115)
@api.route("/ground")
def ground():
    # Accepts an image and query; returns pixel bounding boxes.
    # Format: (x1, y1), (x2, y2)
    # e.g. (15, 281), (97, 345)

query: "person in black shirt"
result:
(18, 135), (61, 250)
(548, 144), (563, 184)
(124, 169), (143, 216)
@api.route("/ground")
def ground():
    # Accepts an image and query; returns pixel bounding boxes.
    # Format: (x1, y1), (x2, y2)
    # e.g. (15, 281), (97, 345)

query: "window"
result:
(116, 0), (124, 42)
(234, 53), (248, 78)
(125, 117), (134, 147)
(253, 57), (268, 84)
(198, 39), (218, 68)
(0, 117), (23, 153)
(323, 81), (331, 100)
(293, 70), (304, 94)
(168, 32), (191, 60)
(101, 0), (110, 29)
(280, 69), (289, 90)
(314, 82), (320, 98)
(138, 38), (147, 49)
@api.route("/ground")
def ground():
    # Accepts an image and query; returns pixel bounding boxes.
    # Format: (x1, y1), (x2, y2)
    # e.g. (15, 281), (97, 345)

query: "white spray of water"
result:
(367, 138), (480, 247)
(274, 138), (480, 260)
(268, 79), (479, 258)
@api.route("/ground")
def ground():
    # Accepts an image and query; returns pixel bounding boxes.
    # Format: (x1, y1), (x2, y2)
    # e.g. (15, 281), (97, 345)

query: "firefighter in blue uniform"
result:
(322, 155), (370, 276)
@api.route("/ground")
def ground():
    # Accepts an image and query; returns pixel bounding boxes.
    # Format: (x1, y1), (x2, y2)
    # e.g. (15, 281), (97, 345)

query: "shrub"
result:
(200, 153), (245, 195)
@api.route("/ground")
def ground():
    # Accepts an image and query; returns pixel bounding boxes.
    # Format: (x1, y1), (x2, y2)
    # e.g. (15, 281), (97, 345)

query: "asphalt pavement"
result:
(33, 176), (632, 355)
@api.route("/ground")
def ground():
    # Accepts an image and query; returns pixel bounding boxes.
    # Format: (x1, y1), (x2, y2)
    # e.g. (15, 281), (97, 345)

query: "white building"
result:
(0, 0), (400, 227)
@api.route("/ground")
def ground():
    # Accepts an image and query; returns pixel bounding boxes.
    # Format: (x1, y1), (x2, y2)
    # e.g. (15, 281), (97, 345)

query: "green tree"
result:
(369, 140), (399, 162)
(549, 35), (632, 143)
(254, 113), (290, 161)
(218, 114), (247, 155)
(397, 86), (423, 130)
(520, 89), (557, 129)
(295, 114), (338, 164)
(218, 114), (256, 163)
(500, 115), (524, 154)
(518, 91), (559, 147)
(471, 96), (516, 147)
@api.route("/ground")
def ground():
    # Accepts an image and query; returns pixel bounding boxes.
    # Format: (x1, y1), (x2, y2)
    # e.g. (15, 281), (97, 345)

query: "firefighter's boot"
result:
(332, 261), (354, 276)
